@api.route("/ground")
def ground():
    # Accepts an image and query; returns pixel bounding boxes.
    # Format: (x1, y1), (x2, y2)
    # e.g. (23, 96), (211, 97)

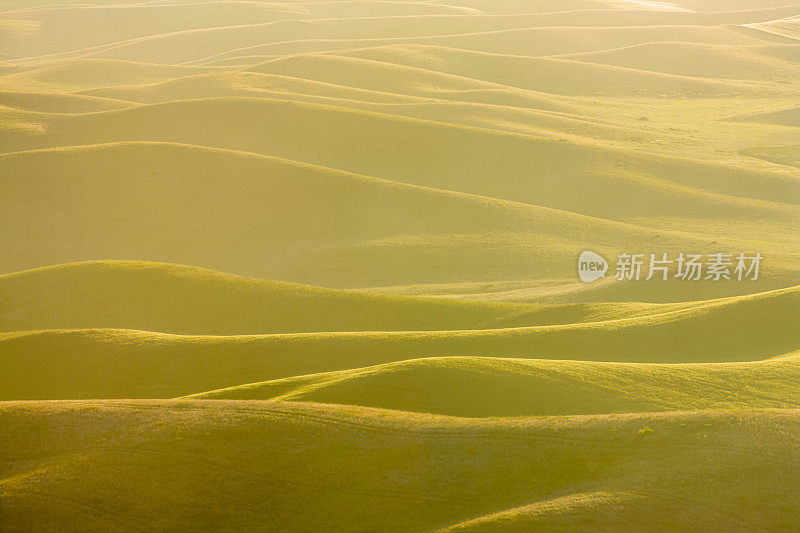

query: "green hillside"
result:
(2, 0), (799, 529)
(2, 401), (798, 531)
(2, 283), (797, 400)
(4, 142), (795, 297)
(189, 354), (800, 416)
(0, 261), (535, 334)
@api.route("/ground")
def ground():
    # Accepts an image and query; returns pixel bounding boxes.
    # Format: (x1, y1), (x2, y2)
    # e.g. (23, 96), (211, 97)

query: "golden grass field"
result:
(1, 0), (799, 530)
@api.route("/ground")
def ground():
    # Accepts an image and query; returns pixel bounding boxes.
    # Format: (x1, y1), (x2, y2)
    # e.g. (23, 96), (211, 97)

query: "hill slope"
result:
(4, 98), (797, 218)
(6, 141), (795, 297)
(2, 0), (799, 530)
(553, 42), (800, 81)
(2, 284), (798, 400)
(187, 354), (800, 416)
(0, 141), (676, 287)
(0, 261), (536, 335)
(1, 401), (799, 531)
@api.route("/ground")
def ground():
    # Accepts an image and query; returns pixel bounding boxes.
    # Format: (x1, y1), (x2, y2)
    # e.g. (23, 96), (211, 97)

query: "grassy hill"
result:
(0, 90), (133, 113)
(0, 261), (537, 334)
(742, 145), (800, 168)
(2, 0), (799, 529)
(188, 354), (800, 416)
(1, 98), (797, 270)
(333, 44), (764, 96)
(189, 24), (781, 64)
(252, 47), (751, 98)
(4, 98), (797, 215)
(80, 71), (424, 106)
(22, 5), (799, 64)
(4, 141), (795, 296)
(2, 284), (797, 400)
(2, 401), (799, 531)
(552, 42), (800, 81)
(0, 59), (211, 93)
(743, 15), (800, 41)
(0, 3), (313, 58)
(734, 104), (800, 127)
(0, 141), (673, 288)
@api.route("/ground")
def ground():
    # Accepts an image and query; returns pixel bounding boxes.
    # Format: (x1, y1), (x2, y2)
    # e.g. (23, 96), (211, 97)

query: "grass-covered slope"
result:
(0, 141), (668, 287)
(734, 105), (800, 127)
(5, 141), (795, 298)
(187, 354), (800, 416)
(1, 401), (799, 532)
(2, 0), (799, 529)
(552, 42), (800, 81)
(0, 261), (535, 335)
(0, 59), (211, 93)
(4, 98), (797, 219)
(2, 284), (797, 400)
(743, 145), (800, 168)
(330, 44), (764, 95)
(0, 90), (134, 113)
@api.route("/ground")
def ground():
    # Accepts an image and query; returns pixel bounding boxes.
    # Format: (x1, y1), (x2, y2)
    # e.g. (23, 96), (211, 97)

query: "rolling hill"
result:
(188, 354), (800, 416)
(2, 0), (799, 530)
(4, 141), (795, 296)
(0, 90), (134, 113)
(2, 401), (798, 531)
(0, 59), (212, 92)
(0, 261), (536, 334)
(2, 100), (798, 251)
(2, 283), (797, 400)
(732, 104), (800, 127)
(742, 144), (800, 168)
(552, 42), (800, 81)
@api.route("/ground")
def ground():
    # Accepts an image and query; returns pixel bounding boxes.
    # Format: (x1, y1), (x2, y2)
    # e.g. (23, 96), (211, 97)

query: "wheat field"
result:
(1, 0), (799, 531)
